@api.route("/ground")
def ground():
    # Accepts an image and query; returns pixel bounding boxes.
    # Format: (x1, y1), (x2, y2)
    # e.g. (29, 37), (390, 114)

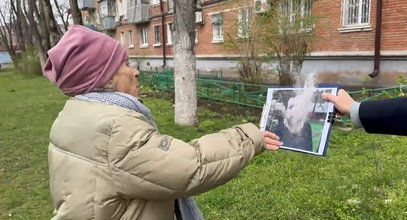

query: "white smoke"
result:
(284, 73), (317, 134)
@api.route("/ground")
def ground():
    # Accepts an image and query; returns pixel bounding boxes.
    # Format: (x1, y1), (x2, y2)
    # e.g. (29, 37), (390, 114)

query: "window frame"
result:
(167, 0), (174, 13)
(339, 0), (372, 32)
(279, 0), (313, 32)
(128, 30), (134, 48)
(140, 27), (149, 48)
(211, 12), (224, 43)
(120, 32), (125, 46)
(342, 0), (371, 27)
(154, 25), (161, 46)
(150, 0), (160, 6)
(166, 23), (173, 45)
(238, 8), (252, 39)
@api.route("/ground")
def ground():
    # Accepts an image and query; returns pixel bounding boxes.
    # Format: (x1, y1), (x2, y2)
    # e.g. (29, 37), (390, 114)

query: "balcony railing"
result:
(78, 0), (95, 10)
(100, 16), (116, 30)
(127, 4), (150, 24)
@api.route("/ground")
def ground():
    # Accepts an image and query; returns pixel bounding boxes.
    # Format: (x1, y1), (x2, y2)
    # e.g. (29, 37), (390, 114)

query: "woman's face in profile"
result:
(110, 61), (141, 98)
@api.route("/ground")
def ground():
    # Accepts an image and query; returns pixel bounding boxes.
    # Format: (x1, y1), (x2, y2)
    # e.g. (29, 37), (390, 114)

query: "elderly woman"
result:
(44, 25), (282, 220)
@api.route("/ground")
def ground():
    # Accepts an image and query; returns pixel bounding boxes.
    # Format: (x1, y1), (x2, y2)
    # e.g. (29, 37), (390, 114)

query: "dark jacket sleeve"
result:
(359, 97), (407, 136)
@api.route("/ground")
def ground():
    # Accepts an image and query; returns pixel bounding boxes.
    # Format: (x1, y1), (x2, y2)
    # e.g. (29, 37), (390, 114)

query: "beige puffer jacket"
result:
(48, 99), (265, 220)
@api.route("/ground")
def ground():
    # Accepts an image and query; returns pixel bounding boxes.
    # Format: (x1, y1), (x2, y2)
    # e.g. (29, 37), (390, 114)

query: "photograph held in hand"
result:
(260, 86), (338, 156)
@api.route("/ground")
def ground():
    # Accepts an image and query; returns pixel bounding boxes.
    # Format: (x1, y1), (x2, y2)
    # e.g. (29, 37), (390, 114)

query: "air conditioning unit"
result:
(254, 0), (268, 13)
(195, 11), (204, 24)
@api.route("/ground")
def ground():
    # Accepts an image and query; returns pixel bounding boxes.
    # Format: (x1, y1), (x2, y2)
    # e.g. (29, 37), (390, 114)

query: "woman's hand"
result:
(322, 89), (355, 116)
(262, 131), (282, 150)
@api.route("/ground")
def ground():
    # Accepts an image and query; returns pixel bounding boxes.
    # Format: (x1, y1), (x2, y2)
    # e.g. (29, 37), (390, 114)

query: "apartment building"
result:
(78, 0), (407, 86)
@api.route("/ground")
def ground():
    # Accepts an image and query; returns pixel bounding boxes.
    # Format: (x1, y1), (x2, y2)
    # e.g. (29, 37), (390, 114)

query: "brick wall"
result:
(380, 0), (407, 52)
(115, 0), (247, 58)
(112, 0), (407, 57)
(314, 0), (407, 54)
(107, 0), (407, 86)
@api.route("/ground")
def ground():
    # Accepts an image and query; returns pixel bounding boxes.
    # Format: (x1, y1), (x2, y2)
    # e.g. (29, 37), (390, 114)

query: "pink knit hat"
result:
(43, 25), (128, 96)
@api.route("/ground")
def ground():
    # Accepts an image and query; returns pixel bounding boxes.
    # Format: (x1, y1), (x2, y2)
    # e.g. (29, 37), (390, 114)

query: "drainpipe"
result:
(369, 0), (383, 78)
(159, 0), (166, 67)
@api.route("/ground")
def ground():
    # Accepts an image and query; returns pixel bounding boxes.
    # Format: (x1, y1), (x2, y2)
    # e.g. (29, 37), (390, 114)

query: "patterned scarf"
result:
(75, 92), (204, 220)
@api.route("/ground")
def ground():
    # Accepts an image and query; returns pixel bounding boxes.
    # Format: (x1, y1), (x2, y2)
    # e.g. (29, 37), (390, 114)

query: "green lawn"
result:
(1, 70), (407, 219)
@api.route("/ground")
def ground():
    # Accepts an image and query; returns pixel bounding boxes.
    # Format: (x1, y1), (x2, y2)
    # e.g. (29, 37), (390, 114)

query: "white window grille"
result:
(166, 23), (173, 45)
(128, 30), (133, 47)
(342, 0), (370, 27)
(154, 25), (161, 45)
(120, 32), (125, 46)
(238, 8), (251, 39)
(212, 13), (224, 43)
(280, 0), (312, 30)
(140, 27), (148, 47)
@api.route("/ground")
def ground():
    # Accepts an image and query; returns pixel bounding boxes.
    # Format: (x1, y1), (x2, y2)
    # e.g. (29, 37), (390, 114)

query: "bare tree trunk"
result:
(10, 0), (26, 52)
(42, 0), (62, 46)
(173, 0), (198, 126)
(69, 0), (82, 25)
(23, 0), (47, 69)
(36, 0), (51, 50)
(53, 0), (68, 31)
(14, 0), (33, 47)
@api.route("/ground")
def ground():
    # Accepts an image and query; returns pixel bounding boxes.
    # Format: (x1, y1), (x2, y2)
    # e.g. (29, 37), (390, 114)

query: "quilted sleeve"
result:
(107, 114), (265, 200)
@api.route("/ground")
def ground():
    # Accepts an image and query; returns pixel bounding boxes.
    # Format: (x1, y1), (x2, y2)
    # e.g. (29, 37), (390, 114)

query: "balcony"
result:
(98, 0), (116, 30)
(78, 0), (95, 10)
(100, 16), (116, 30)
(127, 4), (150, 24)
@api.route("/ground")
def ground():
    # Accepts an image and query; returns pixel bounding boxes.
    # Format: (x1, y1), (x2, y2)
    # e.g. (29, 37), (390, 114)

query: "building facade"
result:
(79, 0), (407, 86)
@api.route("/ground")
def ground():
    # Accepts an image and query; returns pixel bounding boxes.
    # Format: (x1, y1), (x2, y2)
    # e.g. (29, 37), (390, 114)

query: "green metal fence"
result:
(348, 85), (406, 102)
(140, 70), (274, 108)
(140, 70), (407, 109)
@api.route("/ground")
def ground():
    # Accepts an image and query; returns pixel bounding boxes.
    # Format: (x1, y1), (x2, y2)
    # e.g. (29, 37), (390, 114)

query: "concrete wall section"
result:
(134, 55), (407, 87)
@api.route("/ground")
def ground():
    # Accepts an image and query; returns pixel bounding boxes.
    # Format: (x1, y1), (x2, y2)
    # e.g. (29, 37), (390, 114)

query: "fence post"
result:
(237, 83), (241, 107)
(166, 75), (169, 91)
(206, 80), (209, 97)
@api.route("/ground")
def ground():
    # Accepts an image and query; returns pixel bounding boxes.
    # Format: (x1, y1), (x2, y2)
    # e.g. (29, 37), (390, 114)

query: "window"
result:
(211, 13), (224, 43)
(140, 27), (148, 47)
(254, 0), (269, 13)
(150, 0), (160, 6)
(167, 0), (174, 13)
(154, 25), (161, 45)
(128, 30), (133, 47)
(166, 23), (173, 45)
(120, 32), (125, 46)
(99, 0), (116, 17)
(238, 8), (251, 39)
(195, 28), (199, 44)
(342, 0), (370, 27)
(128, 0), (136, 9)
(116, 0), (127, 21)
(280, 0), (312, 31)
